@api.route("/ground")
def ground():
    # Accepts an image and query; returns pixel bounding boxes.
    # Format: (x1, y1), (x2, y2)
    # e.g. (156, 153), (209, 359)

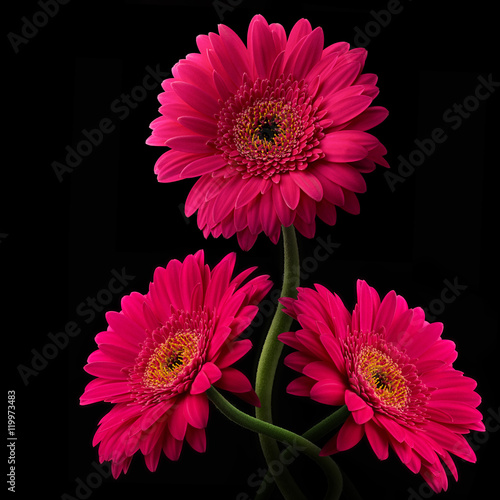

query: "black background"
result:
(4, 1), (498, 499)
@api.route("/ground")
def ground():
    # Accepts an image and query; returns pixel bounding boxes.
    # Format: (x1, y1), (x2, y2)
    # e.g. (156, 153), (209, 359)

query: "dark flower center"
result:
(344, 331), (432, 423)
(128, 308), (212, 405)
(256, 120), (280, 142)
(215, 75), (325, 180)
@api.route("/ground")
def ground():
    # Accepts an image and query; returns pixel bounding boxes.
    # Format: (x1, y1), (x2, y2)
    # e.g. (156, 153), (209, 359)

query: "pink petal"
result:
(316, 199), (337, 226)
(190, 362), (222, 394)
(214, 367), (253, 394)
(290, 170), (323, 201)
(356, 279), (377, 332)
(212, 174), (244, 223)
(295, 329), (328, 360)
(165, 135), (213, 154)
(154, 150), (203, 183)
(286, 376), (315, 397)
(186, 426), (206, 453)
(171, 81), (220, 118)
(345, 390), (374, 425)
(321, 132), (368, 163)
(302, 360), (340, 380)
(167, 404), (188, 441)
(315, 163), (366, 192)
(319, 334), (346, 373)
(278, 331), (303, 351)
(208, 32), (244, 88)
(235, 177), (266, 208)
(321, 62), (361, 96)
(249, 16), (275, 79)
(84, 361), (126, 380)
(292, 27), (324, 80)
(213, 70), (233, 101)
(405, 322), (444, 358)
(310, 379), (346, 406)
(179, 155), (226, 179)
(347, 106), (389, 131)
(177, 115), (218, 138)
(332, 415), (365, 453)
(259, 189), (281, 242)
(286, 18), (312, 51)
(215, 339), (253, 369)
(144, 440), (163, 472)
(365, 420), (389, 460)
(183, 393), (209, 429)
(279, 173), (301, 210)
(80, 380), (131, 404)
(282, 22), (311, 74)
(284, 351), (314, 372)
(218, 24), (251, 79)
(174, 62), (217, 99)
(327, 95), (373, 127)
(373, 413), (406, 443)
(88, 344), (124, 364)
(373, 290), (397, 332)
(107, 310), (147, 344)
(272, 183), (295, 226)
(163, 433), (183, 461)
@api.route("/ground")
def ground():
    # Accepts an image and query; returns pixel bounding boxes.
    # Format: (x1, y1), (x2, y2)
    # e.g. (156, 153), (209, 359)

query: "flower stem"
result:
(254, 225), (301, 498)
(207, 387), (343, 500)
(255, 406), (350, 500)
(302, 405), (350, 442)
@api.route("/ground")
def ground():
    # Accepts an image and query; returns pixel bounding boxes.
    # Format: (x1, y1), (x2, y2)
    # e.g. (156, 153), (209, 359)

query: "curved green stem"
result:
(256, 406), (350, 500)
(254, 225), (301, 498)
(207, 387), (343, 500)
(302, 405), (350, 443)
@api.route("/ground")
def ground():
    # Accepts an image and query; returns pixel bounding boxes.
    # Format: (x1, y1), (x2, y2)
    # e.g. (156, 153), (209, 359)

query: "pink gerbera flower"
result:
(147, 14), (389, 250)
(278, 280), (484, 493)
(80, 251), (272, 478)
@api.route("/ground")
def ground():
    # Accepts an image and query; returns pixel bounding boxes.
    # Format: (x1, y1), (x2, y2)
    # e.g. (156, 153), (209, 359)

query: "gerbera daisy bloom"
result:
(147, 14), (389, 250)
(278, 280), (484, 493)
(80, 251), (272, 478)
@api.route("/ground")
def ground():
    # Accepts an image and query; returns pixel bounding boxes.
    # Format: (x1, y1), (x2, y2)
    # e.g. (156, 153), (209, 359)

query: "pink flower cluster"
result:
(80, 14), (484, 496)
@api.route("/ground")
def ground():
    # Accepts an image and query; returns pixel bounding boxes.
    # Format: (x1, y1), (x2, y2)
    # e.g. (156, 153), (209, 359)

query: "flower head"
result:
(278, 280), (484, 493)
(80, 251), (272, 477)
(147, 15), (389, 250)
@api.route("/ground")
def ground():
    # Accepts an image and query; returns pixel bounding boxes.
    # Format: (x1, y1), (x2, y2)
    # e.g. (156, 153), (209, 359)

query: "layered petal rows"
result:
(147, 15), (389, 250)
(80, 251), (272, 477)
(278, 280), (484, 493)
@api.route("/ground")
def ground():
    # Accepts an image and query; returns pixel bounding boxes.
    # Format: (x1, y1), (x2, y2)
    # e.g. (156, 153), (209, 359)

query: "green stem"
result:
(254, 225), (301, 499)
(207, 387), (343, 500)
(302, 405), (350, 443)
(256, 406), (350, 500)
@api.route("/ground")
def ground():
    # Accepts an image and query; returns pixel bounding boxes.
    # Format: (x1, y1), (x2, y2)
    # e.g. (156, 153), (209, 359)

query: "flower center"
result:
(128, 308), (211, 405)
(143, 331), (198, 389)
(345, 331), (431, 422)
(215, 75), (325, 179)
(255, 119), (280, 142)
(358, 346), (410, 409)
